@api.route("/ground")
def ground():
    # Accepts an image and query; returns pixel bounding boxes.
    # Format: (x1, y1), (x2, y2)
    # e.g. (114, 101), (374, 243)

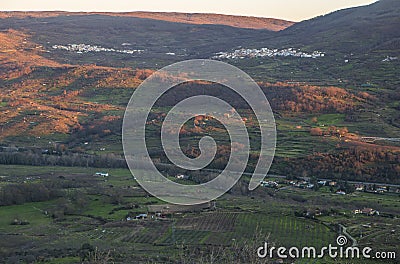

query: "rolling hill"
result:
(0, 13), (280, 68)
(276, 0), (400, 54)
(0, 4), (400, 264)
(0, 11), (294, 31)
(0, 2), (399, 182)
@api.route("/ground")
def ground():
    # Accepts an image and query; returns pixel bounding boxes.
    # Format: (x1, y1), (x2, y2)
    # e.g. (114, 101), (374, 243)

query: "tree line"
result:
(279, 147), (400, 184)
(0, 151), (127, 168)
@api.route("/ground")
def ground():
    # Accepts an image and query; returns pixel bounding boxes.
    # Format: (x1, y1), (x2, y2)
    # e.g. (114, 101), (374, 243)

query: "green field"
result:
(0, 162), (399, 263)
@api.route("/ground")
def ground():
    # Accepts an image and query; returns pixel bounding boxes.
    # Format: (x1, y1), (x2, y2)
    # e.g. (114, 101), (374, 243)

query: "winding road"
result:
(339, 224), (358, 247)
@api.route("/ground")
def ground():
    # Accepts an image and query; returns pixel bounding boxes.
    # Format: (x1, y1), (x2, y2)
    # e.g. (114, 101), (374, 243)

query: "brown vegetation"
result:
(0, 11), (295, 31)
(0, 30), (151, 138)
(0, 29), (65, 79)
(282, 144), (400, 183)
(261, 82), (366, 113)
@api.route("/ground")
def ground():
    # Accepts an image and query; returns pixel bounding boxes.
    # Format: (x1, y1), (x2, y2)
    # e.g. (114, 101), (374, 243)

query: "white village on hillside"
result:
(213, 47), (325, 60)
(52, 43), (144, 55)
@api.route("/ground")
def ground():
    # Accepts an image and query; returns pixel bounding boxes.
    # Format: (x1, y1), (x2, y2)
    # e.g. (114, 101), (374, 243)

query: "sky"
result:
(0, 0), (378, 22)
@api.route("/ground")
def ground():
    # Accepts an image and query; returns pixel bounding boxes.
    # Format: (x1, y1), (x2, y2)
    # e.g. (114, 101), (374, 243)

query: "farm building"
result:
(95, 172), (109, 177)
(353, 208), (379, 216)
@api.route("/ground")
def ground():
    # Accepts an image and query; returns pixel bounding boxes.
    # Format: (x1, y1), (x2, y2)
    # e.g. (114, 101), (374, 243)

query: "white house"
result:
(176, 174), (189, 180)
(95, 172), (109, 177)
(135, 214), (148, 219)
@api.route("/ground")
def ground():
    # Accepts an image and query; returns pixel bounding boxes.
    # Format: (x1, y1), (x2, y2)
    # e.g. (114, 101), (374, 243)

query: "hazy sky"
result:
(0, 0), (377, 21)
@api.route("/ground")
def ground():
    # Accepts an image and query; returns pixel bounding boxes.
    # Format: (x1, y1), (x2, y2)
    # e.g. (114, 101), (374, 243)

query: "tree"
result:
(310, 127), (323, 136)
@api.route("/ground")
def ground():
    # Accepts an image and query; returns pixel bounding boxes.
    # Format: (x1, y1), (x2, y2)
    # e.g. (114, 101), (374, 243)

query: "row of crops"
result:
(78, 211), (336, 249)
(159, 212), (336, 248)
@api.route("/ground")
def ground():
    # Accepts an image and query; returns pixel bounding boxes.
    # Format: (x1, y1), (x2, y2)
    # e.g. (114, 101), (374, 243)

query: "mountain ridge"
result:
(275, 0), (400, 53)
(0, 11), (294, 31)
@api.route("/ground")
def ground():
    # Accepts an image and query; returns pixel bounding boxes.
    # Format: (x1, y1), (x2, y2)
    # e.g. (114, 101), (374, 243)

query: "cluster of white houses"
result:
(261, 178), (398, 195)
(52, 44), (144, 55)
(382, 56), (398, 62)
(213, 47), (325, 60)
(125, 202), (215, 221)
(353, 208), (379, 216)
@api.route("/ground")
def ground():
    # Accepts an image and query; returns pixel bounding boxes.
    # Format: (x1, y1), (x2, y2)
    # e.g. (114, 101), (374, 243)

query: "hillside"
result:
(0, 29), (65, 79)
(1, 4), (400, 264)
(276, 0), (400, 54)
(0, 3), (399, 183)
(0, 2), (398, 88)
(0, 13), (279, 68)
(107, 12), (294, 31)
(0, 11), (294, 31)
